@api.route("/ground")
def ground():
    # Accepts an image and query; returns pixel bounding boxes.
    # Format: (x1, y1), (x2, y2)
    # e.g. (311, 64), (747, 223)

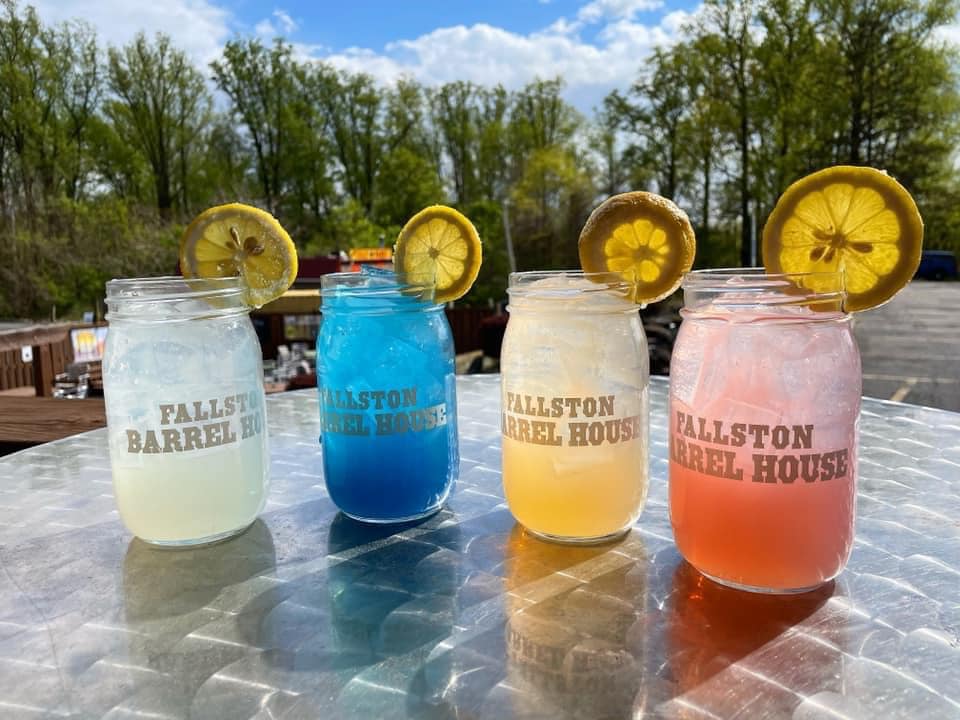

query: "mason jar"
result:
(669, 269), (861, 593)
(317, 272), (459, 523)
(103, 277), (269, 546)
(500, 271), (650, 544)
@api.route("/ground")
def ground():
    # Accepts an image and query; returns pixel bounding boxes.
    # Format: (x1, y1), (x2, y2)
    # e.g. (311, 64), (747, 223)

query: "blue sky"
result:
(236, 1), (688, 51)
(33, 0), (702, 111)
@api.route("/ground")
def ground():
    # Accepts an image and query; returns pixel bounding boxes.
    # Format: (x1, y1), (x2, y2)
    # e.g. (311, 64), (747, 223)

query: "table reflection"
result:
(123, 520), (277, 621)
(502, 526), (647, 720)
(119, 521), (277, 718)
(417, 524), (648, 720)
(326, 513), (461, 660)
(648, 555), (843, 717)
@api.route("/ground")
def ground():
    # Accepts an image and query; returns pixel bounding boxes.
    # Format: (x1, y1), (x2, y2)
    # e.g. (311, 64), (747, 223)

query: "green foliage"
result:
(461, 200), (510, 306)
(604, 0), (960, 263)
(510, 145), (594, 270)
(0, 197), (179, 318)
(211, 38), (301, 217)
(3, 0), (960, 321)
(324, 199), (390, 252)
(107, 33), (210, 217)
(374, 146), (446, 227)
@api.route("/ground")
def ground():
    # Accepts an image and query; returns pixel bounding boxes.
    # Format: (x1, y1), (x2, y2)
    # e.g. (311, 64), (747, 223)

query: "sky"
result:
(31, 0), (702, 112)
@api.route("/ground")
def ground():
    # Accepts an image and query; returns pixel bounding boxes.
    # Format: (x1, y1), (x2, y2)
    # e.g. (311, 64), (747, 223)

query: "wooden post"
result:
(269, 314), (285, 359)
(32, 344), (54, 397)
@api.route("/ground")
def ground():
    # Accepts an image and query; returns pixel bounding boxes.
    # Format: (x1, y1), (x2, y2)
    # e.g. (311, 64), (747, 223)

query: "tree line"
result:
(1, 0), (958, 319)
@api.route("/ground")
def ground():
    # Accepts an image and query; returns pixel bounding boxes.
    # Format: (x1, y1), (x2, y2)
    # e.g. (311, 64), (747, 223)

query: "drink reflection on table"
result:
(322, 512), (462, 715)
(656, 559), (842, 717)
(123, 519), (277, 620)
(120, 521), (277, 716)
(497, 525), (648, 720)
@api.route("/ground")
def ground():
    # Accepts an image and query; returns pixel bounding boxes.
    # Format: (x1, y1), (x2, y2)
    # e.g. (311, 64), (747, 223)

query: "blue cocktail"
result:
(317, 271), (459, 522)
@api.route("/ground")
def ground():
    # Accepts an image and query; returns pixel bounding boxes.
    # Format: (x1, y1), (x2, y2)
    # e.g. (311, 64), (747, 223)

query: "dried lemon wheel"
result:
(179, 203), (298, 308)
(579, 191), (696, 304)
(762, 166), (923, 312)
(394, 205), (482, 303)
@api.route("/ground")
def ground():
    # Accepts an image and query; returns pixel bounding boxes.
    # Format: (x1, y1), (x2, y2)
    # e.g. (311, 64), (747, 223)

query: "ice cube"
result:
(360, 266), (397, 281)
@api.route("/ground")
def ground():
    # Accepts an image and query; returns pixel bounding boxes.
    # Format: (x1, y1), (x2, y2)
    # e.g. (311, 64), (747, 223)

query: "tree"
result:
(753, 0), (819, 214)
(698, 0), (758, 266)
(607, 47), (692, 200)
(677, 37), (729, 248)
(508, 79), (582, 228)
(590, 100), (629, 198)
(106, 32), (210, 217)
(56, 20), (101, 201)
(430, 81), (479, 204)
(476, 85), (511, 202)
(212, 38), (299, 215)
(374, 145), (445, 230)
(812, 0), (958, 174)
(0, 1), (51, 223)
(286, 61), (335, 238)
(510, 145), (594, 269)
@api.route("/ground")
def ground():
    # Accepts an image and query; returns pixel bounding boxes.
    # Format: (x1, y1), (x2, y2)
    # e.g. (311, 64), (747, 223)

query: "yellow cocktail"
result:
(500, 272), (649, 543)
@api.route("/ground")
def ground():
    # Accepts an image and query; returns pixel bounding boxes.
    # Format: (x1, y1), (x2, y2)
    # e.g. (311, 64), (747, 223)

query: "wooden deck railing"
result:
(0, 324), (108, 452)
(0, 309), (500, 452)
(0, 324), (82, 395)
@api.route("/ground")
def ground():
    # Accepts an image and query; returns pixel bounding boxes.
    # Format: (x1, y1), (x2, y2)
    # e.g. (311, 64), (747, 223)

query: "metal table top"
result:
(0, 376), (958, 720)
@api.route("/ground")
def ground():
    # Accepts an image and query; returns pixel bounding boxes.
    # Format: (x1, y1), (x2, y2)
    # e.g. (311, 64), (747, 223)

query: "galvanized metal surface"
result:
(0, 376), (957, 719)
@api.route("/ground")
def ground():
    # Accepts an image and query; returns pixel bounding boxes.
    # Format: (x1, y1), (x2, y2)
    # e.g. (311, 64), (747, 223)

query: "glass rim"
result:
(320, 271), (438, 304)
(508, 270), (636, 293)
(681, 267), (847, 312)
(683, 267), (843, 282)
(104, 276), (250, 322)
(682, 267), (844, 286)
(106, 275), (244, 302)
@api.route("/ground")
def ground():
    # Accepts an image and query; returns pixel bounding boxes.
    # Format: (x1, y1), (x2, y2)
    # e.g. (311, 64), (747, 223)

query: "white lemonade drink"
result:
(110, 390), (268, 543)
(104, 277), (270, 546)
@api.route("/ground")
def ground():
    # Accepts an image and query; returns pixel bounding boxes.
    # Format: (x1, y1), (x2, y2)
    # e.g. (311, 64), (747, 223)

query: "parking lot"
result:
(854, 279), (960, 411)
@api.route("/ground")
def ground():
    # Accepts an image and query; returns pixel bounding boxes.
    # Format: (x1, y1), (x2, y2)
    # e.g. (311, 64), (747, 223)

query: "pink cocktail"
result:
(669, 270), (861, 593)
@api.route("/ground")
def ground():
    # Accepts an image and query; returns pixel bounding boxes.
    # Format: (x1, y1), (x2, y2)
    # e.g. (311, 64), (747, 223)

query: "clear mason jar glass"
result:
(103, 277), (269, 546)
(317, 272), (459, 523)
(500, 271), (650, 544)
(669, 269), (861, 593)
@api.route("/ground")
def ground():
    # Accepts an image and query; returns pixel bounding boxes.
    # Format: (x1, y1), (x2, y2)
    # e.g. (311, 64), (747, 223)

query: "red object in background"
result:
(297, 256), (341, 285)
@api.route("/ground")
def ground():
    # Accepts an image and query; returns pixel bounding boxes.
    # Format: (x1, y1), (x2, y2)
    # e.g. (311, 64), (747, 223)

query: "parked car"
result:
(915, 250), (958, 280)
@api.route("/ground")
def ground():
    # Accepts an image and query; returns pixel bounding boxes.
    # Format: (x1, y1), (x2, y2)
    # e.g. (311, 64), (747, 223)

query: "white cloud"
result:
(661, 9), (692, 35)
(545, 17), (579, 35)
(320, 8), (691, 112)
(577, 0), (664, 24)
(273, 9), (298, 35)
(32, 0), (232, 68)
(255, 10), (298, 39)
(255, 19), (276, 38)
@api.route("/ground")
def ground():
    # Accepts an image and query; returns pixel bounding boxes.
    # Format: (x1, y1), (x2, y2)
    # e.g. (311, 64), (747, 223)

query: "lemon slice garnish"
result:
(762, 166), (923, 311)
(179, 203), (298, 308)
(578, 191), (696, 304)
(394, 205), (482, 303)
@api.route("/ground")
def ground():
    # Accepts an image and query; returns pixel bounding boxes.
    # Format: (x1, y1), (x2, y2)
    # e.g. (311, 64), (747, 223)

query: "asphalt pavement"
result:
(853, 279), (959, 412)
